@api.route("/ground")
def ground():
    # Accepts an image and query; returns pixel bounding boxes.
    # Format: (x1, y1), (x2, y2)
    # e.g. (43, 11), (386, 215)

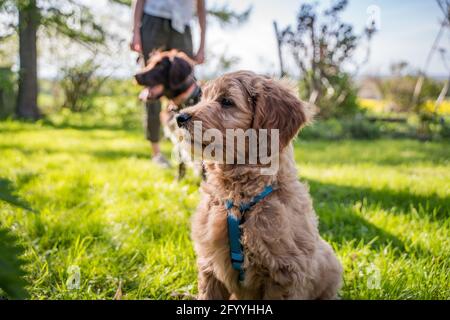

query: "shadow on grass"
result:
(306, 178), (443, 256)
(0, 119), (136, 132)
(0, 178), (34, 212)
(320, 207), (409, 253)
(91, 150), (150, 161)
(41, 119), (141, 133)
(307, 179), (449, 221)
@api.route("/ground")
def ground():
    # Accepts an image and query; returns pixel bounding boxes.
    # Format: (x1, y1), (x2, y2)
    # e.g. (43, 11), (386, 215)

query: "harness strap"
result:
(239, 185), (274, 213)
(226, 201), (245, 282)
(225, 185), (274, 283)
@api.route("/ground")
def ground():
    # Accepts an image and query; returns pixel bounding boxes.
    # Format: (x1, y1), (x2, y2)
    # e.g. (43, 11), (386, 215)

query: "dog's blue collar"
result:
(225, 185), (274, 283)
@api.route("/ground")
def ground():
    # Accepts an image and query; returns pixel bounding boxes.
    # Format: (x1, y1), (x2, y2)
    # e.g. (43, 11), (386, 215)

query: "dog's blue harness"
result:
(225, 185), (274, 282)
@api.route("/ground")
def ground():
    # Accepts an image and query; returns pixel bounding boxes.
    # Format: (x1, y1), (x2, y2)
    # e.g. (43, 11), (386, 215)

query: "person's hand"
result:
(194, 47), (205, 64)
(130, 31), (142, 53)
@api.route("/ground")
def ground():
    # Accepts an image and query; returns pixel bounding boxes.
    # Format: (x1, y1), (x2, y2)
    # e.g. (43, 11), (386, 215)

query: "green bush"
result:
(301, 118), (345, 140)
(299, 72), (360, 119)
(43, 77), (143, 130)
(60, 61), (107, 113)
(301, 115), (381, 140)
(440, 120), (450, 139)
(345, 115), (381, 140)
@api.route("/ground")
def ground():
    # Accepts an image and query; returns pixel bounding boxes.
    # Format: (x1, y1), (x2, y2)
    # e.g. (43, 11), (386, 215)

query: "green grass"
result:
(0, 119), (449, 300)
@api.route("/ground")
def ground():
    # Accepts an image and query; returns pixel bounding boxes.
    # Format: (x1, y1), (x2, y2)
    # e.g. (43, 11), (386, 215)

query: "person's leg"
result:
(145, 100), (171, 167)
(145, 100), (162, 148)
(146, 101), (162, 159)
(140, 15), (171, 165)
(151, 142), (161, 155)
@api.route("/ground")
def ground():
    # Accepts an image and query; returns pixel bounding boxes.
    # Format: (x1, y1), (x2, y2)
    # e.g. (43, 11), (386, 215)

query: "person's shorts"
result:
(140, 14), (193, 143)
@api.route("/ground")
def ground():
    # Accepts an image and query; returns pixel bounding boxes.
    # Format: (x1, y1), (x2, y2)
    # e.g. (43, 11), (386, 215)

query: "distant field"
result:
(359, 98), (450, 115)
(1, 118), (449, 299)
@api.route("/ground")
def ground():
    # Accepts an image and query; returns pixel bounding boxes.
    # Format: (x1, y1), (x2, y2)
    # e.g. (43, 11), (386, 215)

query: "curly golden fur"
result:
(180, 71), (342, 300)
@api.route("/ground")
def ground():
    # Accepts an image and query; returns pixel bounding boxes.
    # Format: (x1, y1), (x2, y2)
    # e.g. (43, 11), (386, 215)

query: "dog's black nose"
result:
(176, 113), (192, 127)
(134, 73), (143, 85)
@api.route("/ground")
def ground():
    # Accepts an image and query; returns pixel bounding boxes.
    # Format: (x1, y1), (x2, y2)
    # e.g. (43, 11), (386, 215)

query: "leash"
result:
(225, 185), (274, 283)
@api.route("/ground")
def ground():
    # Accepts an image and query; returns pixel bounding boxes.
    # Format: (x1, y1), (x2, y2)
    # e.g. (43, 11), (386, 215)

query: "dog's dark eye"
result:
(220, 98), (234, 108)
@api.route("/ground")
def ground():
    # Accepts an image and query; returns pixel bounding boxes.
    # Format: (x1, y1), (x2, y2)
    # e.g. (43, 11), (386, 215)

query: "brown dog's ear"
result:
(169, 56), (193, 90)
(174, 50), (196, 66)
(253, 78), (311, 149)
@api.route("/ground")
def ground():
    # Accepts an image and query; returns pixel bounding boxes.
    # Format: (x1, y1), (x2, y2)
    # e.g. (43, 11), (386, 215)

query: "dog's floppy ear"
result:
(252, 78), (311, 149)
(168, 56), (193, 90)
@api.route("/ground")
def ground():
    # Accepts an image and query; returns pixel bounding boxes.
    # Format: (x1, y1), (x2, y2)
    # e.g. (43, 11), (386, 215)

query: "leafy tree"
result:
(433, 0), (450, 114)
(408, 0), (450, 138)
(0, 0), (115, 120)
(0, 0), (251, 120)
(413, 0), (450, 110)
(280, 0), (376, 118)
(60, 60), (109, 112)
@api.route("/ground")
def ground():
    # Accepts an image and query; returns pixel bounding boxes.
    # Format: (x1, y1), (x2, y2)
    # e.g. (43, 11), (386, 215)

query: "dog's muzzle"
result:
(176, 113), (192, 128)
(134, 73), (144, 85)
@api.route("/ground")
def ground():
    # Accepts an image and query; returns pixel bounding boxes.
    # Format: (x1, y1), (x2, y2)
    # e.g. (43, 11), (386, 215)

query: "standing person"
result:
(131, 0), (206, 167)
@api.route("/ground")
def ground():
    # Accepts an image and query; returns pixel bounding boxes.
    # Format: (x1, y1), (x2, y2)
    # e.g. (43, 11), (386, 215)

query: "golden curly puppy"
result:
(177, 71), (342, 300)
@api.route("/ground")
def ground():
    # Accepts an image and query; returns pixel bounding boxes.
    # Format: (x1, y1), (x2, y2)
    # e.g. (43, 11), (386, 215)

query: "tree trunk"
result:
(16, 0), (40, 120)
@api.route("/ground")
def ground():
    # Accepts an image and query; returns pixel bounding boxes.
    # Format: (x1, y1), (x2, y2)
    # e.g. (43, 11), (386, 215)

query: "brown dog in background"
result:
(176, 71), (342, 299)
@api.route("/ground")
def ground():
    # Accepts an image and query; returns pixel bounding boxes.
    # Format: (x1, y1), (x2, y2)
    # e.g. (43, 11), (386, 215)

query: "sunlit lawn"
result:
(0, 119), (449, 299)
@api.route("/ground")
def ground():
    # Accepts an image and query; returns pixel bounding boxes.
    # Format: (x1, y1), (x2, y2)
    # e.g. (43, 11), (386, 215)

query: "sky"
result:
(38, 0), (449, 79)
(196, 0), (448, 77)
